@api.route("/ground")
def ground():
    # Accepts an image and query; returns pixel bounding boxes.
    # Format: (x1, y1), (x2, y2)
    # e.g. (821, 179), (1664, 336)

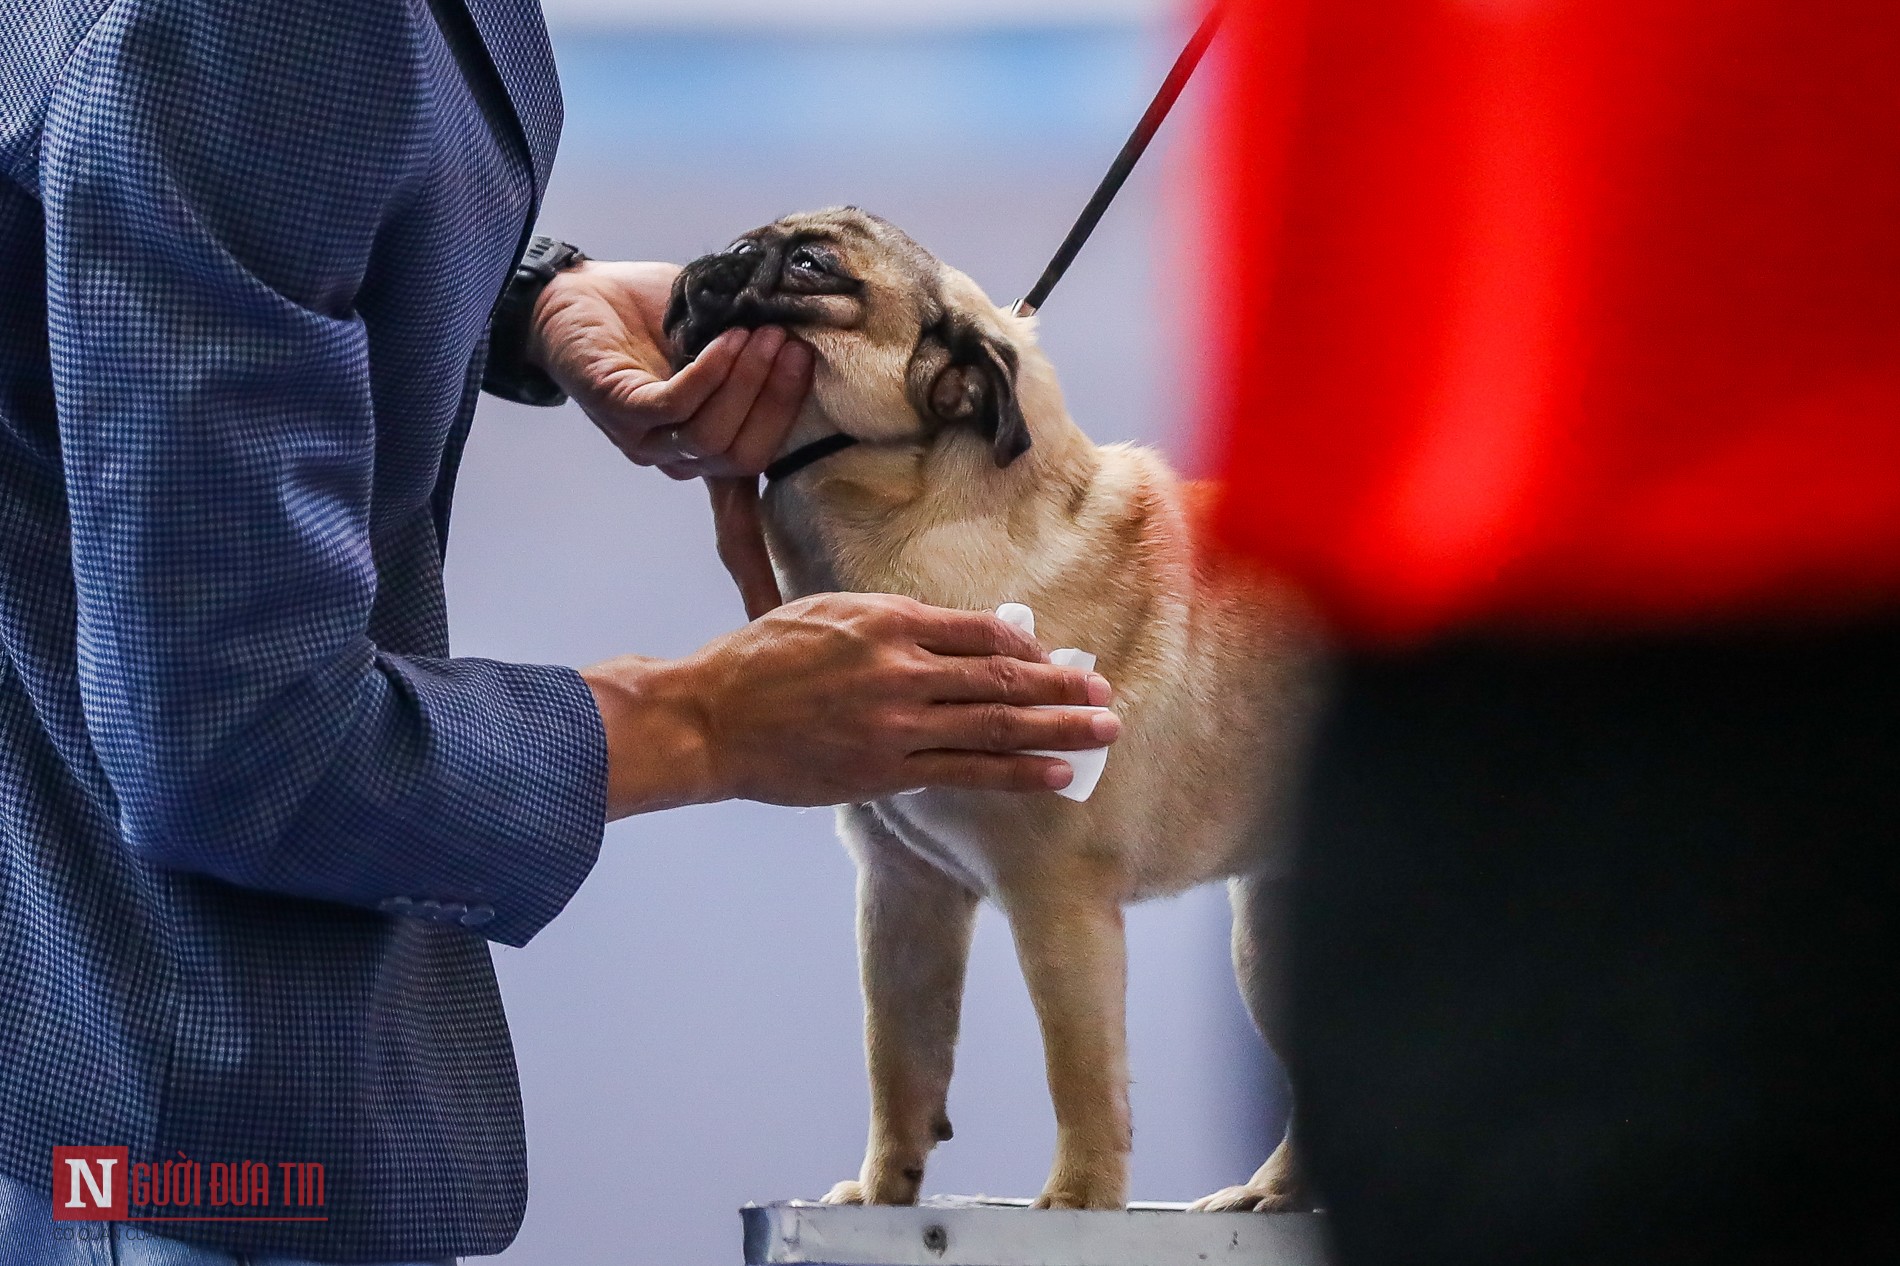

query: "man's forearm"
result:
(581, 654), (720, 819)
(580, 592), (1120, 815)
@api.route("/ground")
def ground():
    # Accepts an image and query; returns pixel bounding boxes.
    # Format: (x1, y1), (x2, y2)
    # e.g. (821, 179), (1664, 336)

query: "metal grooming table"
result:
(741, 1196), (1332, 1266)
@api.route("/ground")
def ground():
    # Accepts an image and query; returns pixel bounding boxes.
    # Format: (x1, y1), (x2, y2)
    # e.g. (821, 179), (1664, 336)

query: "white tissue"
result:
(996, 602), (1036, 636)
(997, 603), (1112, 802)
(1050, 647), (1097, 673)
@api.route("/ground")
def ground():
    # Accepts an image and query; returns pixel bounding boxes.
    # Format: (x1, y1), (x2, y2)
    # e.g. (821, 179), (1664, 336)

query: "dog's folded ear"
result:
(909, 314), (1031, 467)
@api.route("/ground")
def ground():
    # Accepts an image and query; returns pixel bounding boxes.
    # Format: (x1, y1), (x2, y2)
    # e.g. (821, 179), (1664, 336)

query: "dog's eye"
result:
(788, 246), (828, 275)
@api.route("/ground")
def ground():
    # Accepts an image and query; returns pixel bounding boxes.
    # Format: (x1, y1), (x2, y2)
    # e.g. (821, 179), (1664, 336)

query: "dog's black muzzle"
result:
(663, 252), (786, 366)
(663, 235), (856, 369)
(660, 229), (871, 482)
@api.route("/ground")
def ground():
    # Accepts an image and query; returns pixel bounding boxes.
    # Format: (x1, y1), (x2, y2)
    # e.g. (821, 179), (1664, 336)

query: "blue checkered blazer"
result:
(0, 0), (606, 1258)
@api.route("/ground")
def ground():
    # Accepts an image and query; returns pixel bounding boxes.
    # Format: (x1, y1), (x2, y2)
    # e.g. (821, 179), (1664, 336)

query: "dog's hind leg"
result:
(824, 806), (979, 1207)
(1003, 871), (1133, 1211)
(1190, 872), (1311, 1212)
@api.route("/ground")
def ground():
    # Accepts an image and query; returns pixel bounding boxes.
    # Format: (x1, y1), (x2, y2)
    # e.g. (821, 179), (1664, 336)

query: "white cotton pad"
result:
(996, 602), (1036, 636)
(996, 603), (1113, 802)
(1043, 726), (1111, 802)
(1050, 647), (1097, 672)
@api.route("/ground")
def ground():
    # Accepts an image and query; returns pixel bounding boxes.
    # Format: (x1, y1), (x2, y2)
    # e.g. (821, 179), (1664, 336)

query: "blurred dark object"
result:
(1288, 621), (1899, 1266)
(1201, 0), (1900, 640)
(1196, 4), (1900, 1260)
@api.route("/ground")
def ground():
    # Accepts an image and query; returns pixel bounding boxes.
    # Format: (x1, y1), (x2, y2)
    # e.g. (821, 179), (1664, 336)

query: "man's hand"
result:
(707, 475), (784, 621)
(526, 259), (813, 481)
(580, 593), (1120, 818)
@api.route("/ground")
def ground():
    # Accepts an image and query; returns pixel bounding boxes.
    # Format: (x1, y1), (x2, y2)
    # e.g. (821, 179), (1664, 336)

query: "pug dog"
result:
(665, 208), (1320, 1213)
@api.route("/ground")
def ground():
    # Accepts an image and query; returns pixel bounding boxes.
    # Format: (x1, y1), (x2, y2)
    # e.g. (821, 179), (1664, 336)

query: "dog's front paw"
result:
(1031, 1170), (1125, 1211)
(1187, 1181), (1308, 1213)
(1191, 1138), (1309, 1212)
(821, 1180), (867, 1205)
(823, 1166), (925, 1206)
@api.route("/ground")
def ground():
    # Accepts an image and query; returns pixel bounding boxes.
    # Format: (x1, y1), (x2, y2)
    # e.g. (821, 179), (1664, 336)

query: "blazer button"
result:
(417, 899), (443, 920)
(379, 897), (414, 914)
(459, 905), (496, 928)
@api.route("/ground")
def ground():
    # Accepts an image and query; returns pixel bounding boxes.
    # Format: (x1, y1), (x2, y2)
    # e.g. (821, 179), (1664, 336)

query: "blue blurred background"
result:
(443, 3), (1274, 1261)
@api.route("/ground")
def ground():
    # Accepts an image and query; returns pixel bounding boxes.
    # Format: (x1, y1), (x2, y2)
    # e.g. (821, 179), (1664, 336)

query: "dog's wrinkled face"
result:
(664, 207), (1031, 467)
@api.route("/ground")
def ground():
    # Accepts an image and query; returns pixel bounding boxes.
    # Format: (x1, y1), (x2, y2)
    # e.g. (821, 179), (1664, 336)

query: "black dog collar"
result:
(763, 432), (862, 483)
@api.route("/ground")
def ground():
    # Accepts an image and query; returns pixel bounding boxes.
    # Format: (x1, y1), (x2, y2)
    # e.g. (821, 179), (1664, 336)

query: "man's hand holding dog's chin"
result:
(525, 258), (813, 482)
(580, 593), (1120, 818)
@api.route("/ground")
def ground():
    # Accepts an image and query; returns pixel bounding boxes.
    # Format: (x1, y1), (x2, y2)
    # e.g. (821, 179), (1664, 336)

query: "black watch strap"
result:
(482, 235), (587, 407)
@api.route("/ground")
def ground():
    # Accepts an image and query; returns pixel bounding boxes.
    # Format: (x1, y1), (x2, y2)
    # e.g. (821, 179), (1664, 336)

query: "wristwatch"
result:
(481, 235), (588, 407)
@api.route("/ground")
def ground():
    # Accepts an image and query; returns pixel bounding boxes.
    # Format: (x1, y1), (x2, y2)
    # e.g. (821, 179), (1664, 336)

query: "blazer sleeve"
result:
(37, 0), (606, 947)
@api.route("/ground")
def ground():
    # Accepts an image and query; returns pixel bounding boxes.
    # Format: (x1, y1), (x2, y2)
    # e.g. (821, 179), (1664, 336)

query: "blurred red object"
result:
(1202, 0), (1900, 641)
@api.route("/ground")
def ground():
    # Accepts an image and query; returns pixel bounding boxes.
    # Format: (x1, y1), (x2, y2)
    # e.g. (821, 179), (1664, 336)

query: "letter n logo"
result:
(51, 1147), (129, 1220)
